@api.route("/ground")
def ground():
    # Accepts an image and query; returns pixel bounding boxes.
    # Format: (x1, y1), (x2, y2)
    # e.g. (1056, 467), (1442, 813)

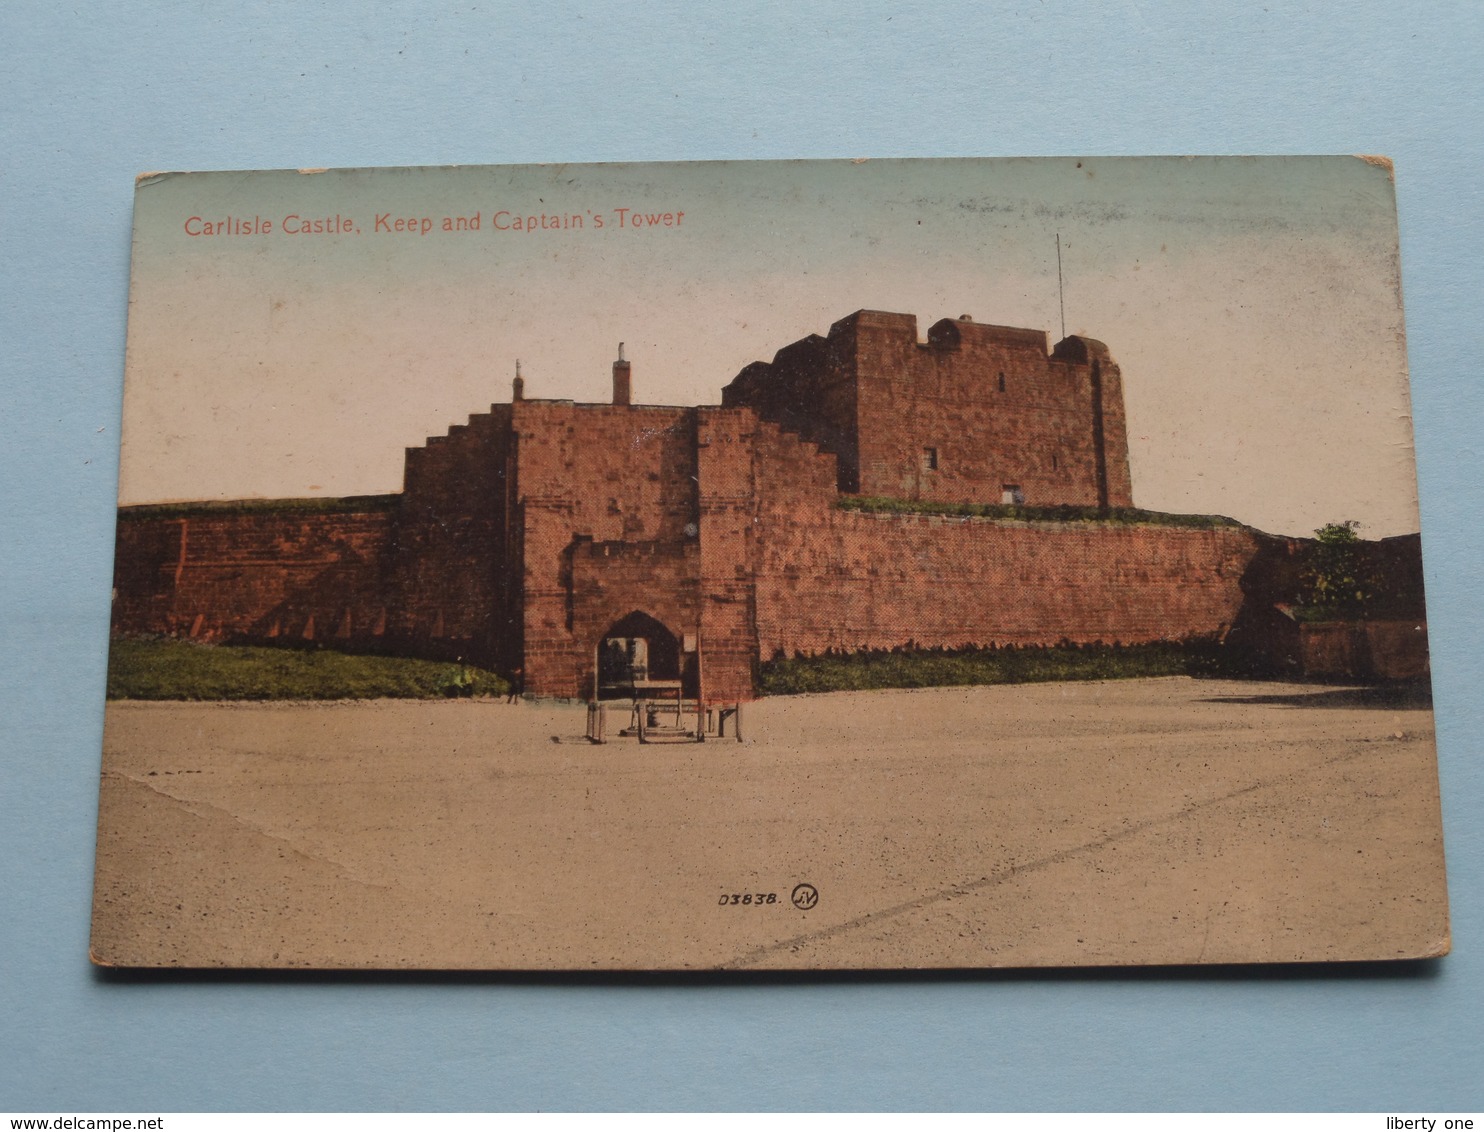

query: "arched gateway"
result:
(594, 610), (692, 701)
(587, 609), (734, 743)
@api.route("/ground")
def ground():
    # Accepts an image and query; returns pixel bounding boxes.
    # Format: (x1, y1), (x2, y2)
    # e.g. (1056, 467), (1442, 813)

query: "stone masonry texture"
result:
(111, 310), (1423, 699)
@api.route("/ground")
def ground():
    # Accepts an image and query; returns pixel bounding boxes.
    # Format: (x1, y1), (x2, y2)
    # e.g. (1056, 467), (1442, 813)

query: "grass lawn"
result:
(107, 637), (508, 701)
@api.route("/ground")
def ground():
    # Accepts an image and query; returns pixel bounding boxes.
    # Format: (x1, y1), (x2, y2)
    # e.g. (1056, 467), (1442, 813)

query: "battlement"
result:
(828, 309), (917, 337)
(825, 309), (1053, 354)
(925, 316), (1049, 353)
(722, 309), (1132, 508)
(1051, 334), (1115, 365)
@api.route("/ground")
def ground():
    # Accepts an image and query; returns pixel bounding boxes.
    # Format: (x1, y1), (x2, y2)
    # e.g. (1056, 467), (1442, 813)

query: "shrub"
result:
(107, 637), (508, 700)
(1298, 520), (1373, 620)
(758, 641), (1216, 696)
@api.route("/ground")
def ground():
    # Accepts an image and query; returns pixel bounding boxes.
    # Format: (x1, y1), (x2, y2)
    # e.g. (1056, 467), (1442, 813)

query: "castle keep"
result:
(113, 310), (1353, 700)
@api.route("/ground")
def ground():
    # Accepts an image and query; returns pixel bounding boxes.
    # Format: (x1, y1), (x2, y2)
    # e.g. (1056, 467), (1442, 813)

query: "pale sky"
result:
(120, 157), (1420, 537)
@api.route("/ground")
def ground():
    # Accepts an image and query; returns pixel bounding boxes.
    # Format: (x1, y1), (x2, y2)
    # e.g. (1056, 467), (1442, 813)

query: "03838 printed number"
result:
(719, 893), (777, 906)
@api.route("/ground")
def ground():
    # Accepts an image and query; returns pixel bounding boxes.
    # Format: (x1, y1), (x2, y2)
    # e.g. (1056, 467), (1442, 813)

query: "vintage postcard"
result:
(93, 157), (1448, 969)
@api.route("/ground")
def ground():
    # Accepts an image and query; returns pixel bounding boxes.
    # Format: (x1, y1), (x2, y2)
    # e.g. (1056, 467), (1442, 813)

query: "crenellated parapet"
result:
(723, 310), (1133, 509)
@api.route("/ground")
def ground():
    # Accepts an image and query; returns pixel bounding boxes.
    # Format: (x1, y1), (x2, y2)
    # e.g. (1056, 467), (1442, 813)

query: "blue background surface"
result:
(1, 0), (1480, 1111)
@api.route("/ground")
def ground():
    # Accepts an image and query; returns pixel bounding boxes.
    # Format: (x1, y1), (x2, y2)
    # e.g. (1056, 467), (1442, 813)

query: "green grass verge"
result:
(107, 637), (508, 700)
(759, 641), (1219, 695)
(119, 494), (400, 520)
(836, 495), (1246, 529)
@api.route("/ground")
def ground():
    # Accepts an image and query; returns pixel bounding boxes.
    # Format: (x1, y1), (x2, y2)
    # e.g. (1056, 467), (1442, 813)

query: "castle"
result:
(110, 309), (1425, 699)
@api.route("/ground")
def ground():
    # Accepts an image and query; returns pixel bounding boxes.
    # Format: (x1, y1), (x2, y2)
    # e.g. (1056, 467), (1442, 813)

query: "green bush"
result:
(1297, 520), (1374, 620)
(107, 637), (508, 701)
(759, 641), (1218, 696)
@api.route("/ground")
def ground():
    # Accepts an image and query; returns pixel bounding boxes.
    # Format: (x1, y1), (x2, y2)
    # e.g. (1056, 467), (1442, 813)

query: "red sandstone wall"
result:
(848, 313), (1134, 508)
(698, 408), (1250, 676)
(753, 510), (1262, 659)
(568, 539), (702, 699)
(695, 408), (768, 702)
(723, 310), (1135, 511)
(1089, 353), (1133, 510)
(1297, 621), (1430, 681)
(112, 508), (396, 647)
(111, 399), (526, 670)
(108, 317), (1300, 700)
(395, 407), (513, 664)
(1362, 622), (1430, 680)
(511, 402), (697, 544)
(721, 334), (858, 489)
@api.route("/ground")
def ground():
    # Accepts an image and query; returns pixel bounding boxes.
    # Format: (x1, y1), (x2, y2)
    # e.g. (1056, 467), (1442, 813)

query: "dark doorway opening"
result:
(596, 610), (692, 699)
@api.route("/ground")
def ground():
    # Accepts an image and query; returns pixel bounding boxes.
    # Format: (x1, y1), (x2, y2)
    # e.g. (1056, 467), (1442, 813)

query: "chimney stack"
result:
(512, 359), (524, 402)
(612, 342), (631, 406)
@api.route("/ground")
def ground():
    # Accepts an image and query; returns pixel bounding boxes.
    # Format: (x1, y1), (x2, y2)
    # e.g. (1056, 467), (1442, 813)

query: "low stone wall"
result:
(1299, 621), (1430, 680)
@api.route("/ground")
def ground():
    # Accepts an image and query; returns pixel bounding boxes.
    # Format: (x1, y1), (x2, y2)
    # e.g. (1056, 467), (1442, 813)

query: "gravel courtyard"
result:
(91, 677), (1449, 970)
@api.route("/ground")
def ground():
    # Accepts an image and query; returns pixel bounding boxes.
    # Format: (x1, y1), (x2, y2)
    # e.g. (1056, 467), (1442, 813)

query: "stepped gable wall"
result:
(722, 330), (858, 490)
(392, 405), (514, 665)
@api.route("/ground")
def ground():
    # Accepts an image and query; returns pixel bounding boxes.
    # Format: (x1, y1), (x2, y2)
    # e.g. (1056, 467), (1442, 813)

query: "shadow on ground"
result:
(1197, 681), (1432, 710)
